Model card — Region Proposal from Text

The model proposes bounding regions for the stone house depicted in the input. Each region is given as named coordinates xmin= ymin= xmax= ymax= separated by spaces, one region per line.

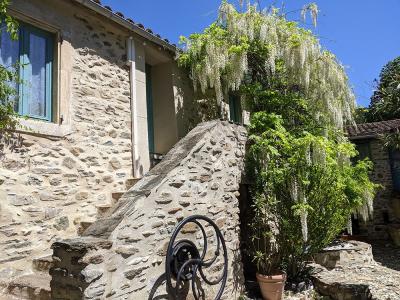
xmin=0 ymin=0 xmax=202 ymax=283
xmin=0 ymin=0 xmax=249 ymax=291
xmin=347 ymin=119 xmax=400 ymax=240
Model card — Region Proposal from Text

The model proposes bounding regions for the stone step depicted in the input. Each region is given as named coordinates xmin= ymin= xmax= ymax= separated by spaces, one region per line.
xmin=125 ymin=177 xmax=141 ymax=190
xmin=6 ymin=273 xmax=51 ymax=300
xmin=32 ymin=255 xmax=53 ymax=273
xmin=77 ymin=220 xmax=94 ymax=236
xmin=111 ymin=192 xmax=125 ymax=204
xmin=95 ymin=203 xmax=112 ymax=218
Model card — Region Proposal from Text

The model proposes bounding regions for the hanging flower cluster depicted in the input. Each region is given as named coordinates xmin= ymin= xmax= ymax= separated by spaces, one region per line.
xmin=179 ymin=1 xmax=355 ymax=129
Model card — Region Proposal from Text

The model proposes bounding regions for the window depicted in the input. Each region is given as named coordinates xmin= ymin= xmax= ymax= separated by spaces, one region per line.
xmin=229 ymin=94 xmax=242 ymax=123
xmin=354 ymin=142 xmax=371 ymax=161
xmin=0 ymin=23 xmax=54 ymax=121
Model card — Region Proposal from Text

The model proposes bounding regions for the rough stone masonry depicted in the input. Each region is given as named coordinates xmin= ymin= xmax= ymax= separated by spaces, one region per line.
xmin=50 ymin=120 xmax=248 ymax=300
xmin=0 ymin=0 xmax=133 ymax=277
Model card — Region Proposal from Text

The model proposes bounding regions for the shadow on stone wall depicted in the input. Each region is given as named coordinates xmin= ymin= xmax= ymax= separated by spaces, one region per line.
xmin=50 ymin=120 xmax=248 ymax=299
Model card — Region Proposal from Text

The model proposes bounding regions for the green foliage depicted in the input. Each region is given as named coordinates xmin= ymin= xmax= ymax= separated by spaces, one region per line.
xmin=178 ymin=1 xmax=378 ymax=280
xmin=381 ymin=129 xmax=400 ymax=151
xmin=0 ymin=0 xmax=18 ymax=39
xmin=0 ymin=0 xmax=21 ymax=156
xmin=246 ymin=97 xmax=377 ymax=278
xmin=367 ymin=56 xmax=400 ymax=122
xmin=353 ymin=107 xmax=369 ymax=124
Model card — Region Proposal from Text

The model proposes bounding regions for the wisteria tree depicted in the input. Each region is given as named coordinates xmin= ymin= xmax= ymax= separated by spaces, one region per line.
xmin=178 ymin=1 xmax=378 ymax=279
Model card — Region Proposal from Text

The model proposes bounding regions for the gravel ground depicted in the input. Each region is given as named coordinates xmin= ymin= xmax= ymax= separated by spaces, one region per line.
xmin=372 ymin=241 xmax=400 ymax=272
xmin=242 ymin=242 xmax=400 ymax=300
xmin=311 ymin=241 xmax=400 ymax=300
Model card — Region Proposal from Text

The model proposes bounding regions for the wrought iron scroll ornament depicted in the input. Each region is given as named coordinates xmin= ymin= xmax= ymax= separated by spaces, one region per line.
xmin=165 ymin=215 xmax=228 ymax=300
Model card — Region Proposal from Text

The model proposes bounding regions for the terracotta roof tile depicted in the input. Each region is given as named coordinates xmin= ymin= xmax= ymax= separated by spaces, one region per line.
xmin=83 ymin=0 xmax=175 ymax=50
xmin=346 ymin=119 xmax=400 ymax=139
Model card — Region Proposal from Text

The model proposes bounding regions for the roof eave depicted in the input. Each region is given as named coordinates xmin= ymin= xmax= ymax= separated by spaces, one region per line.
xmin=73 ymin=0 xmax=177 ymax=53
xmin=348 ymin=134 xmax=378 ymax=141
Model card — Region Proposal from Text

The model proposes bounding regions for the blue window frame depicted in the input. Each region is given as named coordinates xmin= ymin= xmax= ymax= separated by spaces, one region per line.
xmin=0 ymin=23 xmax=54 ymax=121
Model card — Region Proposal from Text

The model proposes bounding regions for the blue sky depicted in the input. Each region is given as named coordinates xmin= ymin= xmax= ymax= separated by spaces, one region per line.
xmin=103 ymin=0 xmax=400 ymax=107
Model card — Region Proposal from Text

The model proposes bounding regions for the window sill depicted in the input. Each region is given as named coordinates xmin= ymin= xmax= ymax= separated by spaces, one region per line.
xmin=17 ymin=118 xmax=74 ymax=140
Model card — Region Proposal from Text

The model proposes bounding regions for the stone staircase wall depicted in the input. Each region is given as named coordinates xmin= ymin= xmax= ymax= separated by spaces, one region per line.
xmin=50 ymin=120 xmax=248 ymax=300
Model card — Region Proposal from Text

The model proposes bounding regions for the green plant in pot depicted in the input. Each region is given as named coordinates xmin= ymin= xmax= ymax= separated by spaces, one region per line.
xmin=251 ymin=190 xmax=286 ymax=300
xmin=246 ymin=112 xmax=378 ymax=298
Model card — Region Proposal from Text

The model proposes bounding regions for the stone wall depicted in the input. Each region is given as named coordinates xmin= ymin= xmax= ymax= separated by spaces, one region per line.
xmin=311 ymin=241 xmax=400 ymax=299
xmin=0 ymin=0 xmax=133 ymax=281
xmin=50 ymin=120 xmax=247 ymax=300
xmin=354 ymin=138 xmax=400 ymax=239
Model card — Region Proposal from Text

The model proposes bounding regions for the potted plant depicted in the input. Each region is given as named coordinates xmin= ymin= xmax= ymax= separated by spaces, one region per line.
xmin=246 ymin=114 xmax=379 ymax=300
xmin=253 ymin=241 xmax=286 ymax=300
xmin=250 ymin=195 xmax=286 ymax=300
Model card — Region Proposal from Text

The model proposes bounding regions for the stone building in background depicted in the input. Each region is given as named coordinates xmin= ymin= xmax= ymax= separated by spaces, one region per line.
xmin=347 ymin=119 xmax=400 ymax=241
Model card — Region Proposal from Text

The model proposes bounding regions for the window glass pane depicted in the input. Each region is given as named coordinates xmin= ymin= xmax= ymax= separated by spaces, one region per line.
xmin=0 ymin=27 xmax=19 ymax=105
xmin=0 ymin=28 xmax=19 ymax=67
xmin=27 ymin=32 xmax=46 ymax=117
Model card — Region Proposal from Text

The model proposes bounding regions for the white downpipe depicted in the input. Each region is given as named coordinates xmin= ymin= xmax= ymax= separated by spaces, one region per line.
xmin=127 ymin=37 xmax=139 ymax=178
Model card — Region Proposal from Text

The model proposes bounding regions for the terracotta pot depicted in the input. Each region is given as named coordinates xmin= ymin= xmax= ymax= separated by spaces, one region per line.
xmin=256 ymin=272 xmax=286 ymax=300
xmin=388 ymin=224 xmax=400 ymax=247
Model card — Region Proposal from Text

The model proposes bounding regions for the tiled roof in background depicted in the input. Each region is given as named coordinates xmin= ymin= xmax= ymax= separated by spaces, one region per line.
xmin=73 ymin=0 xmax=176 ymax=51
xmin=347 ymin=119 xmax=400 ymax=139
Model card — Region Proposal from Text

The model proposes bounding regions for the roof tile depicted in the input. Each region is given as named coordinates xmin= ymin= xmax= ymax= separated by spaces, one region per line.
xmin=346 ymin=119 xmax=400 ymax=139
xmin=115 ymin=12 xmax=125 ymax=18
xmin=85 ymin=0 xmax=174 ymax=49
